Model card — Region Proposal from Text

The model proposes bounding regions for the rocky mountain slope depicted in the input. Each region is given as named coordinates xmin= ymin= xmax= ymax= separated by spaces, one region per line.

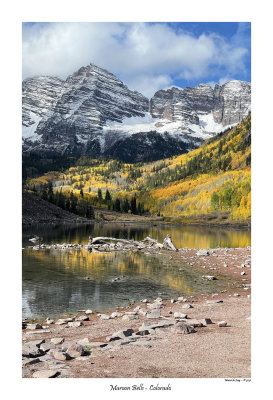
xmin=22 ymin=63 xmax=251 ymax=161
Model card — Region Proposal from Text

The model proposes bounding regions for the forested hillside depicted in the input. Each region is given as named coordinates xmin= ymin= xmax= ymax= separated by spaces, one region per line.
xmin=24 ymin=114 xmax=251 ymax=224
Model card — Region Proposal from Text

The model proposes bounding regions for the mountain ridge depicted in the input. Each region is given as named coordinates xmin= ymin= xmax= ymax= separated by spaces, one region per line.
xmin=22 ymin=63 xmax=251 ymax=162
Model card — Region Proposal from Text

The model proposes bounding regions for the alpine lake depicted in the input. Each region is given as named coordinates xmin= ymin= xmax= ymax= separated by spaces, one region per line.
xmin=22 ymin=222 xmax=251 ymax=319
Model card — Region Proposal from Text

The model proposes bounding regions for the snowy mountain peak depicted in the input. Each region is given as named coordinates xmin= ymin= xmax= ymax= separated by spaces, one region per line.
xmin=22 ymin=63 xmax=251 ymax=161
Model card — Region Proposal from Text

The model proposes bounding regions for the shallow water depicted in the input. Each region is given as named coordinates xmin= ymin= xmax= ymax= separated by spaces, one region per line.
xmin=22 ymin=223 xmax=250 ymax=318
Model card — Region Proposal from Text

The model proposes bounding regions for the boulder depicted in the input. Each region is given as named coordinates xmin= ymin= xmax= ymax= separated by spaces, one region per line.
xmin=85 ymin=309 xmax=93 ymax=314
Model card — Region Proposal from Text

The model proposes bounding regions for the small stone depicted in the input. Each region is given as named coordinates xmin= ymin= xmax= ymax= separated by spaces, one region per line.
xmin=174 ymin=312 xmax=187 ymax=319
xmin=99 ymin=314 xmax=111 ymax=320
xmin=25 ymin=339 xmax=45 ymax=347
xmin=177 ymin=297 xmax=185 ymax=301
xmin=199 ymin=318 xmax=212 ymax=325
xmin=182 ymin=304 xmax=193 ymax=309
xmin=173 ymin=323 xmax=196 ymax=334
xmin=46 ymin=319 xmax=54 ymax=325
xmin=76 ymin=315 xmax=89 ymax=321
xmin=196 ymin=249 xmax=210 ymax=256
xmin=85 ymin=309 xmax=93 ymax=314
xmin=32 ymin=370 xmax=58 ymax=378
xmin=183 ymin=319 xmax=203 ymax=327
xmin=170 ymin=299 xmax=177 ymax=303
xmin=136 ymin=330 xmax=150 ymax=336
xmin=66 ymin=344 xmax=84 ymax=358
xmin=111 ymin=312 xmax=123 ymax=318
xmin=122 ymin=314 xmax=139 ymax=321
xmin=25 ymin=330 xmax=51 ymax=335
xmin=147 ymin=303 xmax=161 ymax=310
xmin=22 ymin=344 xmax=44 ymax=358
xmin=218 ymin=321 xmax=227 ymax=327
xmin=202 ymin=275 xmax=217 ymax=281
xmin=22 ymin=357 xmax=41 ymax=366
xmin=50 ymin=350 xmax=68 ymax=361
xmin=206 ymin=299 xmax=223 ymax=304
xmin=141 ymin=299 xmax=148 ymax=303
xmin=146 ymin=310 xmax=161 ymax=319
xmin=40 ymin=342 xmax=56 ymax=352
xmin=234 ymin=293 xmax=240 ymax=297
xmin=241 ymin=271 xmax=246 ymax=276
xmin=26 ymin=323 xmax=42 ymax=330
xmin=111 ymin=328 xmax=134 ymax=340
xmin=51 ymin=338 xmax=64 ymax=345
xmin=138 ymin=308 xmax=148 ymax=316
xmin=68 ymin=321 xmax=83 ymax=327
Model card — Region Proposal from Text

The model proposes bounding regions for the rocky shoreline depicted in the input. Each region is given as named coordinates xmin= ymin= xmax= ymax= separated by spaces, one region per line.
xmin=22 ymin=244 xmax=251 ymax=379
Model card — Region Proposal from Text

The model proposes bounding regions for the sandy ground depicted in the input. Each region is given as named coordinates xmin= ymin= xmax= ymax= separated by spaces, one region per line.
xmin=22 ymin=247 xmax=251 ymax=379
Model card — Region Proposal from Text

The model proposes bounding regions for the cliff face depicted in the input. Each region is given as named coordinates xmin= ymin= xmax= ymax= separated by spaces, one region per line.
xmin=22 ymin=63 xmax=251 ymax=161
xmin=150 ymin=80 xmax=251 ymax=129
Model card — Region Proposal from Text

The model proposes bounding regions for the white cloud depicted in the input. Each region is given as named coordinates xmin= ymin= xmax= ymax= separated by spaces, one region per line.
xmin=22 ymin=22 xmax=249 ymax=97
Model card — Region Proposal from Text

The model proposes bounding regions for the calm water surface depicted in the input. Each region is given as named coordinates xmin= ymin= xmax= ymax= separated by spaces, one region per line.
xmin=22 ymin=223 xmax=250 ymax=318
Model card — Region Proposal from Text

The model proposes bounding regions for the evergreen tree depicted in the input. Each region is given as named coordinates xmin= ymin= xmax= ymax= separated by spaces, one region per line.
xmin=47 ymin=182 xmax=54 ymax=203
xmin=122 ymin=198 xmax=129 ymax=213
xmin=98 ymin=188 xmax=102 ymax=200
xmin=114 ymin=198 xmax=121 ymax=212
xmin=105 ymin=189 xmax=112 ymax=201
xmin=130 ymin=196 xmax=137 ymax=214
xmin=86 ymin=205 xmax=95 ymax=219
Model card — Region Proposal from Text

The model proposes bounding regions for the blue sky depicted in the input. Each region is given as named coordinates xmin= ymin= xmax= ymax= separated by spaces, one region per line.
xmin=22 ymin=22 xmax=251 ymax=97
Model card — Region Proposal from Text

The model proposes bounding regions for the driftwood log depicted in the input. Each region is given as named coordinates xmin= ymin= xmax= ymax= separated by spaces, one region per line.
xmin=30 ymin=235 xmax=178 ymax=253
xmin=87 ymin=235 xmax=177 ymax=252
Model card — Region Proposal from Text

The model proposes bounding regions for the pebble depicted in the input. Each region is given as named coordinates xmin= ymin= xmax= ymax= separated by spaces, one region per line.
xmin=85 ymin=309 xmax=93 ymax=314
xmin=241 ymin=271 xmax=246 ymax=276
xmin=218 ymin=321 xmax=227 ymax=327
